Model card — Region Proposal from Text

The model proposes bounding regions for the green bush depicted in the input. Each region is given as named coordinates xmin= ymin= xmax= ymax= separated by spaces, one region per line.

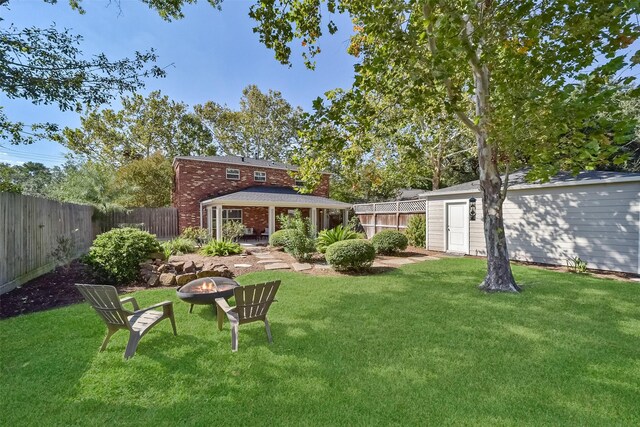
xmin=180 ymin=226 xmax=210 ymax=244
xmin=222 ymin=221 xmax=246 ymax=242
xmin=371 ymin=230 xmax=408 ymax=254
xmin=86 ymin=227 xmax=161 ymax=283
xmin=269 ymin=229 xmax=295 ymax=247
xmin=200 ymin=239 xmax=243 ymax=256
xmin=405 ymin=215 xmax=426 ymax=247
xmin=286 ymin=230 xmax=317 ymax=262
xmin=161 ymin=237 xmax=197 ymax=256
xmin=316 ymin=224 xmax=361 ymax=253
xmin=325 ymin=239 xmax=376 ymax=271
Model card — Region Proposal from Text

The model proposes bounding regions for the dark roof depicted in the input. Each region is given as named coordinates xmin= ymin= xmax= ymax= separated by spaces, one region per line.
xmin=174 ymin=155 xmax=299 ymax=171
xmin=420 ymin=169 xmax=640 ymax=196
xmin=393 ymin=189 xmax=426 ymax=201
xmin=202 ymin=186 xmax=351 ymax=208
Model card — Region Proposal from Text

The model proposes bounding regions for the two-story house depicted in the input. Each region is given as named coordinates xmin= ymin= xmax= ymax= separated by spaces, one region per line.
xmin=172 ymin=155 xmax=351 ymax=239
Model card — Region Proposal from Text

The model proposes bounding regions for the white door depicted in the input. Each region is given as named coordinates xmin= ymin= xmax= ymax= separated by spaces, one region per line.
xmin=447 ymin=203 xmax=467 ymax=253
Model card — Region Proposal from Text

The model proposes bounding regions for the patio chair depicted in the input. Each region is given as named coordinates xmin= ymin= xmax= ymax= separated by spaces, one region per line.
xmin=243 ymin=227 xmax=254 ymax=241
xmin=261 ymin=227 xmax=270 ymax=240
xmin=215 ymin=280 xmax=281 ymax=352
xmin=75 ymin=284 xmax=177 ymax=359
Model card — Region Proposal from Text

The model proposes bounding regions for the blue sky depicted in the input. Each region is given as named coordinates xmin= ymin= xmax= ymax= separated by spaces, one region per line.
xmin=0 ymin=0 xmax=357 ymax=166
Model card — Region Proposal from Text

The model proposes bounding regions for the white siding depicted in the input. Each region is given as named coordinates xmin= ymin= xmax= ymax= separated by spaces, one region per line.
xmin=426 ymin=181 xmax=640 ymax=274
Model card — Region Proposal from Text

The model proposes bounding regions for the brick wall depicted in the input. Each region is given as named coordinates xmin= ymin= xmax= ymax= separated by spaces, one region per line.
xmin=173 ymin=158 xmax=331 ymax=232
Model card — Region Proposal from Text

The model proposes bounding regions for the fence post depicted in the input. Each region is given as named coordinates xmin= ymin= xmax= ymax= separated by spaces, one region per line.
xmin=396 ymin=201 xmax=400 ymax=231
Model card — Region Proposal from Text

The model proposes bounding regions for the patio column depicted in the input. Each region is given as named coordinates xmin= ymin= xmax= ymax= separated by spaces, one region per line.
xmin=206 ymin=206 xmax=213 ymax=236
xmin=343 ymin=209 xmax=349 ymax=227
xmin=311 ymin=207 xmax=318 ymax=234
xmin=323 ymin=210 xmax=329 ymax=230
xmin=215 ymin=205 xmax=223 ymax=241
xmin=268 ymin=206 xmax=276 ymax=236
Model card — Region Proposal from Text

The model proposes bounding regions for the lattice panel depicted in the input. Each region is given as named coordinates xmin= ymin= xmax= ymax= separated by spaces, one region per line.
xmin=397 ymin=200 xmax=426 ymax=212
xmin=353 ymin=204 xmax=374 ymax=214
xmin=373 ymin=202 xmax=398 ymax=213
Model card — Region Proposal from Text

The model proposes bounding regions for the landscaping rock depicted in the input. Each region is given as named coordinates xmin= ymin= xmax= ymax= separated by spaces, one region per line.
xmin=159 ymin=273 xmax=177 ymax=287
xmin=147 ymin=273 xmax=160 ymax=287
xmin=195 ymin=262 xmax=204 ymax=269
xmin=257 ymin=259 xmax=282 ymax=264
xmin=197 ymin=270 xmax=222 ymax=278
xmin=234 ymin=263 xmax=252 ymax=268
xmin=169 ymin=261 xmax=184 ymax=272
xmin=183 ymin=260 xmax=196 ymax=273
xmin=157 ymin=264 xmax=171 ymax=273
xmin=176 ymin=273 xmax=197 ymax=286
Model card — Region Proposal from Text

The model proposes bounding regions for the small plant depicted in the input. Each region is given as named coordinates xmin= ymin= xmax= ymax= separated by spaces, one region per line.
xmin=222 ymin=221 xmax=246 ymax=242
xmin=51 ymin=234 xmax=76 ymax=268
xmin=269 ymin=229 xmax=296 ymax=247
xmin=325 ymin=239 xmax=376 ymax=271
xmin=371 ymin=230 xmax=408 ymax=254
xmin=86 ymin=227 xmax=162 ymax=284
xmin=567 ymin=256 xmax=588 ymax=274
xmin=316 ymin=224 xmax=361 ymax=253
xmin=161 ymin=237 xmax=197 ymax=256
xmin=405 ymin=215 xmax=426 ymax=247
xmin=180 ymin=226 xmax=210 ymax=245
xmin=200 ymin=239 xmax=243 ymax=256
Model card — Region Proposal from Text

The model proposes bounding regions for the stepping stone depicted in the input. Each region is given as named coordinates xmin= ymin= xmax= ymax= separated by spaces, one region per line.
xmin=257 ymin=259 xmax=282 ymax=264
xmin=234 ymin=264 xmax=252 ymax=268
xmin=264 ymin=263 xmax=291 ymax=270
xmin=255 ymin=253 xmax=276 ymax=259
xmin=292 ymin=263 xmax=313 ymax=272
xmin=377 ymin=257 xmax=415 ymax=266
xmin=408 ymin=256 xmax=440 ymax=262
xmin=315 ymin=264 xmax=332 ymax=270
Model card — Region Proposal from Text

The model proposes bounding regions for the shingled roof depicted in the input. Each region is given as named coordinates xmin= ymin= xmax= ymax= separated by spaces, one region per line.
xmin=174 ymin=155 xmax=300 ymax=171
xmin=201 ymin=186 xmax=351 ymax=209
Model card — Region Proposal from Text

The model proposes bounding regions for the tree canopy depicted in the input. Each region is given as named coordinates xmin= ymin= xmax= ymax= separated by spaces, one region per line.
xmin=0 ymin=0 xmax=166 ymax=145
xmin=194 ymin=85 xmax=304 ymax=163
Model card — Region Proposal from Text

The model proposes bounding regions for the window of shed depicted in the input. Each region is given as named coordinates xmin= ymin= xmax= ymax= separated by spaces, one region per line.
xmin=226 ymin=168 xmax=240 ymax=180
xmin=254 ymin=171 xmax=266 ymax=182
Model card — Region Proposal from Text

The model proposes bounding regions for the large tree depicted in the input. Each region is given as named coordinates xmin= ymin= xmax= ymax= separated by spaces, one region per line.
xmin=61 ymin=90 xmax=215 ymax=165
xmin=194 ymin=85 xmax=303 ymax=162
xmin=246 ymin=0 xmax=638 ymax=292
xmin=0 ymin=0 xmax=166 ymax=145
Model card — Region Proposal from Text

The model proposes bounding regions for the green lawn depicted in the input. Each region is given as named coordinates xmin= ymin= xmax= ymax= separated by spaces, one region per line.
xmin=1 ymin=258 xmax=639 ymax=426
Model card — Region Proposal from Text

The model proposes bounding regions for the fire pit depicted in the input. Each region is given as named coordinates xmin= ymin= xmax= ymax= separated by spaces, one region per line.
xmin=176 ymin=277 xmax=240 ymax=313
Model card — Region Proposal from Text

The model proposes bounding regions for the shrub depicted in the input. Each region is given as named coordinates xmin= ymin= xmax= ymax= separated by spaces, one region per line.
xmin=200 ymin=239 xmax=243 ymax=256
xmin=286 ymin=230 xmax=317 ymax=262
xmin=180 ymin=226 xmax=210 ymax=245
xmin=51 ymin=234 xmax=76 ymax=268
xmin=161 ymin=237 xmax=197 ymax=256
xmin=325 ymin=239 xmax=376 ymax=271
xmin=86 ymin=227 xmax=161 ymax=283
xmin=222 ymin=221 xmax=246 ymax=242
xmin=371 ymin=230 xmax=408 ymax=254
xmin=279 ymin=210 xmax=317 ymax=261
xmin=269 ymin=229 xmax=295 ymax=247
xmin=567 ymin=256 xmax=588 ymax=273
xmin=316 ymin=224 xmax=361 ymax=253
xmin=405 ymin=215 xmax=426 ymax=247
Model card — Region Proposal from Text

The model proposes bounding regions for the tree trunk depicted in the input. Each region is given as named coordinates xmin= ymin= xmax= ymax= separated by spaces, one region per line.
xmin=473 ymin=64 xmax=520 ymax=293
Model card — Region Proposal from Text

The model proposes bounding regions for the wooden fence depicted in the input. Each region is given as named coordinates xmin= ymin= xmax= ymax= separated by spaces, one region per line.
xmin=94 ymin=207 xmax=178 ymax=239
xmin=353 ymin=199 xmax=426 ymax=238
xmin=0 ymin=193 xmax=94 ymax=295
xmin=0 ymin=193 xmax=179 ymax=295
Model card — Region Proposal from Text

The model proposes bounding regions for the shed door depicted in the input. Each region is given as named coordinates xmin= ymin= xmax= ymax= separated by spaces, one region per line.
xmin=446 ymin=203 xmax=467 ymax=253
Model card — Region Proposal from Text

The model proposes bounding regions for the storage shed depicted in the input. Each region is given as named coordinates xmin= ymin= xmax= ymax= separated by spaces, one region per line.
xmin=421 ymin=170 xmax=640 ymax=275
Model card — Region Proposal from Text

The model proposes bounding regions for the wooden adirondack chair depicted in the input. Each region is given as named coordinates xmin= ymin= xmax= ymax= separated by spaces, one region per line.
xmin=215 ymin=280 xmax=281 ymax=352
xmin=76 ymin=284 xmax=177 ymax=359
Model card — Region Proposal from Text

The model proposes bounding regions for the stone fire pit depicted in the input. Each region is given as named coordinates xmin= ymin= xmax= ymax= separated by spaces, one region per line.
xmin=176 ymin=277 xmax=239 ymax=314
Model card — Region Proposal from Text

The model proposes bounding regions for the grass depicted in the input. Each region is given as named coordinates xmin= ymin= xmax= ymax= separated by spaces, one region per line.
xmin=1 ymin=258 xmax=639 ymax=426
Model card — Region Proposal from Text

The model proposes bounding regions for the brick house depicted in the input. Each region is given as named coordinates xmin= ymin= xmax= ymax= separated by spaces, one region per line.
xmin=172 ymin=155 xmax=351 ymax=239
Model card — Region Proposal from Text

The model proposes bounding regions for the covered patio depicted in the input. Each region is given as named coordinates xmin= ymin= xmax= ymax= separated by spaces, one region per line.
xmin=199 ymin=186 xmax=352 ymax=240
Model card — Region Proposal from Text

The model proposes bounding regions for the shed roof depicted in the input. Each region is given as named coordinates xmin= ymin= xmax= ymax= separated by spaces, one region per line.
xmin=419 ymin=170 xmax=640 ymax=197
xmin=201 ymin=186 xmax=352 ymax=209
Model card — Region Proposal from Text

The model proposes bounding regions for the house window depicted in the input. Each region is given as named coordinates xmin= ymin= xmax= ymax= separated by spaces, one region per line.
xmin=254 ymin=171 xmax=267 ymax=182
xmin=222 ymin=209 xmax=242 ymax=223
xmin=226 ymin=168 xmax=240 ymax=180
